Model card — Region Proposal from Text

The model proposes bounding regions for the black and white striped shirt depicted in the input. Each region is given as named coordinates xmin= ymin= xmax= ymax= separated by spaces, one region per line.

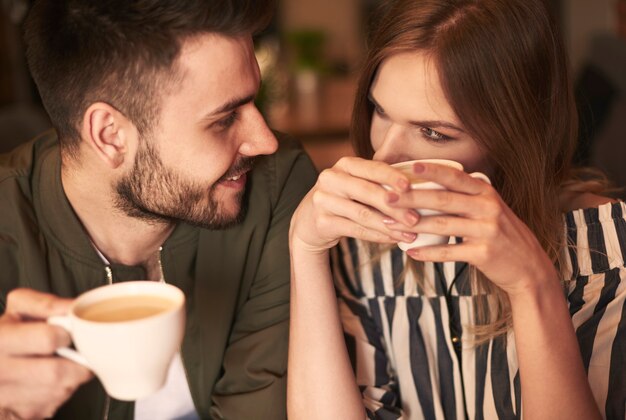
xmin=332 ymin=201 xmax=626 ymax=419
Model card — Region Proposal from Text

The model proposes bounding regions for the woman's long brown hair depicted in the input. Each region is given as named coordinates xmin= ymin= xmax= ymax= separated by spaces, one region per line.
xmin=351 ymin=0 xmax=578 ymax=341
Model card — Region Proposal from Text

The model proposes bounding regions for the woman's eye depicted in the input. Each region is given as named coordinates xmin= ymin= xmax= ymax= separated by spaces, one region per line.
xmin=368 ymin=97 xmax=386 ymax=117
xmin=421 ymin=127 xmax=451 ymax=142
xmin=374 ymin=104 xmax=386 ymax=116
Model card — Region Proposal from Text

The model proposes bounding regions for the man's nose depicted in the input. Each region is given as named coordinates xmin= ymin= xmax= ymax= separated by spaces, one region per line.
xmin=238 ymin=106 xmax=278 ymax=157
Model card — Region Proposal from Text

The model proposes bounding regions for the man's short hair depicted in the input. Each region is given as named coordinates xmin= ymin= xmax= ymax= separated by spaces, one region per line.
xmin=23 ymin=0 xmax=275 ymax=157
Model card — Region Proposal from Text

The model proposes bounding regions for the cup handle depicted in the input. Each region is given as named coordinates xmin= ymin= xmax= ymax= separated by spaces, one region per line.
xmin=470 ymin=171 xmax=491 ymax=185
xmin=47 ymin=315 xmax=91 ymax=369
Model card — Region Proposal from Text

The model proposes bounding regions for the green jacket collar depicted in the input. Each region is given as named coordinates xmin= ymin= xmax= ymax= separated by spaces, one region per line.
xmin=32 ymin=136 xmax=195 ymax=272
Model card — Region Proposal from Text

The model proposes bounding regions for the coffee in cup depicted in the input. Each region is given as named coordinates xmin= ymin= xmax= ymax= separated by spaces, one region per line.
xmin=76 ymin=294 xmax=175 ymax=323
xmin=389 ymin=159 xmax=490 ymax=251
xmin=48 ymin=281 xmax=185 ymax=401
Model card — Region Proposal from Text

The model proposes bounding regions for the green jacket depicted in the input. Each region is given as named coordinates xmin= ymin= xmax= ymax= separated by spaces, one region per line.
xmin=0 ymin=131 xmax=317 ymax=419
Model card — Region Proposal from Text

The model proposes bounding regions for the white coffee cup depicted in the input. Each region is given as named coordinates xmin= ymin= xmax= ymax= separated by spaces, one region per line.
xmin=390 ymin=159 xmax=490 ymax=251
xmin=48 ymin=281 xmax=185 ymax=401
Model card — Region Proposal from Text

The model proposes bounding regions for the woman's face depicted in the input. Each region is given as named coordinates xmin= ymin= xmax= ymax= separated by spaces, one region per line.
xmin=369 ymin=51 xmax=489 ymax=174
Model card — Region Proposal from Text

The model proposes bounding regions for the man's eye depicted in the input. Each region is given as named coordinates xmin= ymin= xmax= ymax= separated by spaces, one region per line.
xmin=420 ymin=127 xmax=451 ymax=142
xmin=217 ymin=111 xmax=239 ymax=129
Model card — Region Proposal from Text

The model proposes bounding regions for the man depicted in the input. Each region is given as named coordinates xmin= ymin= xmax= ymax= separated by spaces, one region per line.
xmin=0 ymin=0 xmax=317 ymax=419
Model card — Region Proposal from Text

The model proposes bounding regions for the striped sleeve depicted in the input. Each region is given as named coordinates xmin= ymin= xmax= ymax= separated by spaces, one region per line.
xmin=332 ymin=239 xmax=405 ymax=419
xmin=568 ymin=267 xmax=626 ymax=419
xmin=565 ymin=202 xmax=626 ymax=419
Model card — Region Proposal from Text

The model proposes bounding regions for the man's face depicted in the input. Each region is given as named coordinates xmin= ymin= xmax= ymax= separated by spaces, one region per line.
xmin=116 ymin=34 xmax=277 ymax=229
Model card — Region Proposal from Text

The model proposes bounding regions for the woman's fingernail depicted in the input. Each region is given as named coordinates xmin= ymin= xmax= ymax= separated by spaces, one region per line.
xmin=397 ymin=178 xmax=410 ymax=191
xmin=407 ymin=248 xmax=421 ymax=258
xmin=405 ymin=210 xmax=419 ymax=225
xmin=382 ymin=217 xmax=397 ymax=225
xmin=387 ymin=192 xmax=399 ymax=203
xmin=413 ymin=163 xmax=425 ymax=173
xmin=402 ymin=232 xmax=417 ymax=241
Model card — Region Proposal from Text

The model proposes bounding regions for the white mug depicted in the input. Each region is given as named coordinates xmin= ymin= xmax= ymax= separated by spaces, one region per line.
xmin=48 ymin=281 xmax=185 ymax=401
xmin=390 ymin=159 xmax=491 ymax=251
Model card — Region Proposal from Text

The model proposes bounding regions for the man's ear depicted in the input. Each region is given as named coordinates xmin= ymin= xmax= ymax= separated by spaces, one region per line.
xmin=81 ymin=102 xmax=134 ymax=168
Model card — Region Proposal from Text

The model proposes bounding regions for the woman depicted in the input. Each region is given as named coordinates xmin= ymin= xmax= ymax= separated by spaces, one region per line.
xmin=288 ymin=0 xmax=625 ymax=419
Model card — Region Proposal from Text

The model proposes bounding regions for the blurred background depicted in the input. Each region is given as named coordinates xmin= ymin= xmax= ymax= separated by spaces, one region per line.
xmin=1 ymin=0 xmax=625 ymax=192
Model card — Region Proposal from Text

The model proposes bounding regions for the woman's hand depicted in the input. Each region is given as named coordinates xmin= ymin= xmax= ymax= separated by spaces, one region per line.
xmin=395 ymin=161 xmax=603 ymax=419
xmin=389 ymin=162 xmax=558 ymax=296
xmin=289 ymin=157 xmax=420 ymax=254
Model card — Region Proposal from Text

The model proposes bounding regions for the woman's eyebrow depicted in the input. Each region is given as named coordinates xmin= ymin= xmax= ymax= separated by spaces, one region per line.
xmin=369 ymin=91 xmax=465 ymax=133
xmin=408 ymin=119 xmax=466 ymax=132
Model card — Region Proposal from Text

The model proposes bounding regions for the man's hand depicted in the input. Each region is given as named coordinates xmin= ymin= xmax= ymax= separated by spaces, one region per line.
xmin=0 ymin=289 xmax=93 ymax=419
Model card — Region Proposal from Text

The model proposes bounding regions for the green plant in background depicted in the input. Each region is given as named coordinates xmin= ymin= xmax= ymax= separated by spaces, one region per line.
xmin=286 ymin=29 xmax=327 ymax=73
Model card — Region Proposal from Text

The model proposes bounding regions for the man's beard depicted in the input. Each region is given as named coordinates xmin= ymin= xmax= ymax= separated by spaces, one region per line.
xmin=115 ymin=139 xmax=255 ymax=229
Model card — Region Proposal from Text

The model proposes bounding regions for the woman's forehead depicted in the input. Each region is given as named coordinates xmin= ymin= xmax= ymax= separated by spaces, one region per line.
xmin=370 ymin=52 xmax=461 ymax=127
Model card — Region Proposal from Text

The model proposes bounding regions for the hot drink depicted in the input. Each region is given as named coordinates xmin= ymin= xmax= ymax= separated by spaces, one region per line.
xmin=389 ymin=159 xmax=490 ymax=250
xmin=76 ymin=295 xmax=175 ymax=322
xmin=48 ymin=281 xmax=185 ymax=400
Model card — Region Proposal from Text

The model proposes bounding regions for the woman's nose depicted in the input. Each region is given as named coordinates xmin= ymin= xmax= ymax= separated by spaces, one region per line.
xmin=372 ymin=123 xmax=413 ymax=163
